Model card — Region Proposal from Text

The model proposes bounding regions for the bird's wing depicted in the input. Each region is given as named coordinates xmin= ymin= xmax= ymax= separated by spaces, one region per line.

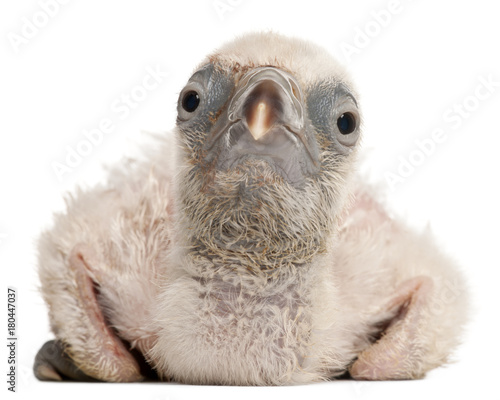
xmin=335 ymin=186 xmax=468 ymax=379
xmin=35 ymin=133 xmax=176 ymax=382
xmin=34 ymin=244 xmax=144 ymax=382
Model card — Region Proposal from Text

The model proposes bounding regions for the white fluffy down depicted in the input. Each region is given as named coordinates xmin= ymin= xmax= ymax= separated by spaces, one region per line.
xmin=37 ymin=32 xmax=468 ymax=385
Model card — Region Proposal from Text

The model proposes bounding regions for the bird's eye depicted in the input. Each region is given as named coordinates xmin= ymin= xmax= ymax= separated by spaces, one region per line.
xmin=337 ymin=112 xmax=356 ymax=135
xmin=182 ymin=91 xmax=200 ymax=112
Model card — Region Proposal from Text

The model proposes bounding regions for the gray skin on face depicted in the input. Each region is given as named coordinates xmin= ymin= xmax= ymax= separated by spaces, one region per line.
xmin=306 ymin=81 xmax=360 ymax=153
xmin=177 ymin=63 xmax=361 ymax=189
xmin=177 ymin=64 xmax=235 ymax=150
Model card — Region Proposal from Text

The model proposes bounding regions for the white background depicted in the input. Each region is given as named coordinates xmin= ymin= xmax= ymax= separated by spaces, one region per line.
xmin=1 ymin=1 xmax=499 ymax=399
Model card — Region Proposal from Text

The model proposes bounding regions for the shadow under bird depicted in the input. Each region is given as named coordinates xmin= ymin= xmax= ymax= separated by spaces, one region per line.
xmin=34 ymin=32 xmax=469 ymax=385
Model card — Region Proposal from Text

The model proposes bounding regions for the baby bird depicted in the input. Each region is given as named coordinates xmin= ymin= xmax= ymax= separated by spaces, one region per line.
xmin=34 ymin=32 xmax=469 ymax=385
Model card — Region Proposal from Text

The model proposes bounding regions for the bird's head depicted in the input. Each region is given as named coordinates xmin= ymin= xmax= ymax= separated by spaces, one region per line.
xmin=174 ymin=33 xmax=362 ymax=263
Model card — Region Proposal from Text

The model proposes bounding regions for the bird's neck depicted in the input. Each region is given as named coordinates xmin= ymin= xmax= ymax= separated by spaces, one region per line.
xmin=176 ymin=212 xmax=332 ymax=280
xmin=172 ymin=164 xmax=342 ymax=278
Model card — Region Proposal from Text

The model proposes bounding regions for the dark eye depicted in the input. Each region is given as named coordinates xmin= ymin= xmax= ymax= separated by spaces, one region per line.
xmin=337 ymin=112 xmax=356 ymax=135
xmin=182 ymin=90 xmax=200 ymax=112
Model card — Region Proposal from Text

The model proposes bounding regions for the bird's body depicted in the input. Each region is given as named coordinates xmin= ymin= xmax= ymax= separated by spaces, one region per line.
xmin=35 ymin=33 xmax=468 ymax=385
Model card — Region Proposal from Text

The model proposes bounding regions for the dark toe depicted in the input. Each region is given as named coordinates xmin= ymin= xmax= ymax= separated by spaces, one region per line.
xmin=33 ymin=340 xmax=98 ymax=382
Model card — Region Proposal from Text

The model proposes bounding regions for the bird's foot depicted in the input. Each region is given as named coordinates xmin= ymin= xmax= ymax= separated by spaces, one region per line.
xmin=34 ymin=340 xmax=98 ymax=381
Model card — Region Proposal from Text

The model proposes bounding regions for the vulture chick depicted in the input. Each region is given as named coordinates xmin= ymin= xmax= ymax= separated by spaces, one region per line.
xmin=34 ymin=32 xmax=469 ymax=385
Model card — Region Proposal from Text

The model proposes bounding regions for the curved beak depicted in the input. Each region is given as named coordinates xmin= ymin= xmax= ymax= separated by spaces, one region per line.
xmin=228 ymin=67 xmax=305 ymax=142
xmin=204 ymin=66 xmax=320 ymax=185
